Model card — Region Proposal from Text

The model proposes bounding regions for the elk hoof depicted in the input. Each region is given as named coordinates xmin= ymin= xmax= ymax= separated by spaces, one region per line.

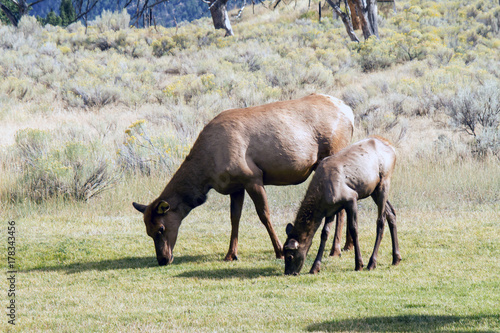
xmin=355 ymin=264 xmax=364 ymax=271
xmin=343 ymin=244 xmax=354 ymax=252
xmin=309 ymin=262 xmax=321 ymax=274
xmin=224 ymin=253 xmax=238 ymax=261
xmin=329 ymin=248 xmax=341 ymax=258
xmin=392 ymin=255 xmax=402 ymax=266
xmin=367 ymin=260 xmax=376 ymax=271
xmin=275 ymin=250 xmax=284 ymax=260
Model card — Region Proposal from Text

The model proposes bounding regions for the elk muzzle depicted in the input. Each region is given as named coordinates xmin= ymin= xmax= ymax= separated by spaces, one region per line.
xmin=154 ymin=235 xmax=174 ymax=266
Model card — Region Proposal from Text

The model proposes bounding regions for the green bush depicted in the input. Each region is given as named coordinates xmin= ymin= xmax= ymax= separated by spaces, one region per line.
xmin=444 ymin=80 xmax=500 ymax=158
xmin=90 ymin=10 xmax=130 ymax=32
xmin=10 ymin=129 xmax=118 ymax=202
xmin=354 ymin=36 xmax=396 ymax=72
xmin=117 ymin=120 xmax=191 ymax=175
xmin=152 ymin=36 xmax=177 ymax=57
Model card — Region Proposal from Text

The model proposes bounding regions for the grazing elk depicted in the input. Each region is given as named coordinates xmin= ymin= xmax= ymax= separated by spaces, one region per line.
xmin=133 ymin=94 xmax=354 ymax=266
xmin=284 ymin=136 xmax=402 ymax=275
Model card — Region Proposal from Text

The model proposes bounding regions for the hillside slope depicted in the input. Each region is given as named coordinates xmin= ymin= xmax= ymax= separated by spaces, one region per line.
xmin=0 ymin=0 xmax=499 ymax=202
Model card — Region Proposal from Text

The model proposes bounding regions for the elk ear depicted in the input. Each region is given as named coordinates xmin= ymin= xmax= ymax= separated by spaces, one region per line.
xmin=133 ymin=202 xmax=147 ymax=214
xmin=285 ymin=223 xmax=294 ymax=236
xmin=284 ymin=239 xmax=299 ymax=250
xmin=156 ymin=200 xmax=170 ymax=215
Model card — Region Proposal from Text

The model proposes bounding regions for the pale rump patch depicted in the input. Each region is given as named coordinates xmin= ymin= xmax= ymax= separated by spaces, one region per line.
xmin=319 ymin=94 xmax=355 ymax=128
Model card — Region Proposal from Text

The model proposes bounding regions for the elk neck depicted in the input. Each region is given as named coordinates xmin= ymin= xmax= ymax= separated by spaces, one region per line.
xmin=292 ymin=195 xmax=324 ymax=246
xmin=159 ymin=156 xmax=211 ymax=217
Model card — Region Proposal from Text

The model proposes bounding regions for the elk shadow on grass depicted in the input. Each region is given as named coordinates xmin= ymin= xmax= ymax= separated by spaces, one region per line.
xmin=306 ymin=314 xmax=499 ymax=332
xmin=23 ymin=254 xmax=212 ymax=274
xmin=175 ymin=266 xmax=281 ymax=280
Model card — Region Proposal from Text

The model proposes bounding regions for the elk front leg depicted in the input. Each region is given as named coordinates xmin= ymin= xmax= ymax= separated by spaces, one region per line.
xmin=245 ymin=183 xmax=283 ymax=259
xmin=225 ymin=189 xmax=245 ymax=261
xmin=310 ymin=215 xmax=335 ymax=274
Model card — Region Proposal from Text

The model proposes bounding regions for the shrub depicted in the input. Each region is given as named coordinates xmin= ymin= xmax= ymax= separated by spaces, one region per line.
xmin=301 ymin=63 xmax=333 ymax=86
xmin=66 ymin=21 xmax=84 ymax=33
xmin=90 ymin=10 xmax=130 ymax=32
xmin=11 ymin=129 xmax=119 ymax=202
xmin=69 ymin=85 xmax=121 ymax=108
xmin=117 ymin=120 xmax=190 ymax=174
xmin=474 ymin=127 xmax=500 ymax=159
xmin=152 ymin=36 xmax=176 ymax=57
xmin=444 ymin=80 xmax=500 ymax=157
xmin=18 ymin=15 xmax=42 ymax=36
xmin=341 ymin=87 xmax=368 ymax=112
xmin=0 ymin=76 xmax=33 ymax=101
xmin=446 ymin=81 xmax=500 ymax=136
xmin=162 ymin=73 xmax=218 ymax=103
xmin=355 ymin=36 xmax=396 ymax=72
xmin=357 ymin=100 xmax=397 ymax=135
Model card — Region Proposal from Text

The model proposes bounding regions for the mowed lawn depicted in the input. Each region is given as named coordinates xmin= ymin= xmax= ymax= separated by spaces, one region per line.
xmin=2 ymin=160 xmax=499 ymax=332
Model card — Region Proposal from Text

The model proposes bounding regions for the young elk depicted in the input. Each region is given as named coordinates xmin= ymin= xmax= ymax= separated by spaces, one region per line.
xmin=284 ymin=137 xmax=402 ymax=275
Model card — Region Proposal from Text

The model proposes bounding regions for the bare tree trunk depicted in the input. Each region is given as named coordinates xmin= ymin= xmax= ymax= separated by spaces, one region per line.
xmin=0 ymin=3 xmax=18 ymax=26
xmin=366 ymin=0 xmax=379 ymax=38
xmin=0 ymin=0 xmax=30 ymax=27
xmin=351 ymin=0 xmax=372 ymax=39
xmin=319 ymin=1 xmax=321 ymax=22
xmin=347 ymin=0 xmax=360 ymax=30
xmin=207 ymin=0 xmax=234 ymax=36
xmin=348 ymin=0 xmax=378 ymax=39
xmin=17 ymin=0 xmax=30 ymax=16
xmin=325 ymin=0 xmax=360 ymax=42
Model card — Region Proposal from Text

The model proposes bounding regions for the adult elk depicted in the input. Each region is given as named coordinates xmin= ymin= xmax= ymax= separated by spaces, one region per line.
xmin=284 ymin=137 xmax=402 ymax=275
xmin=133 ymin=94 xmax=354 ymax=266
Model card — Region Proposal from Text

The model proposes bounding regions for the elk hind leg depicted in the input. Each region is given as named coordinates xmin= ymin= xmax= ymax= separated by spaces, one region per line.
xmin=343 ymin=216 xmax=354 ymax=252
xmin=386 ymin=200 xmax=402 ymax=266
xmin=329 ymin=210 xmax=354 ymax=257
xmin=367 ymin=186 xmax=388 ymax=270
xmin=329 ymin=210 xmax=344 ymax=257
xmin=245 ymin=182 xmax=283 ymax=259
xmin=346 ymin=199 xmax=363 ymax=271
xmin=225 ymin=189 xmax=245 ymax=261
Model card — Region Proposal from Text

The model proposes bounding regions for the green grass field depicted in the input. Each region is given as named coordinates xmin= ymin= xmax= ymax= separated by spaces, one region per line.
xmin=2 ymin=159 xmax=499 ymax=332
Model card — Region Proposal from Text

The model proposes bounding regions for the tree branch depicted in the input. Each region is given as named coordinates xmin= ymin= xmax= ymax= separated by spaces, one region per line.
xmin=28 ymin=0 xmax=46 ymax=7
xmin=234 ymin=0 xmax=246 ymax=19
xmin=144 ymin=0 xmax=170 ymax=10
xmin=74 ymin=0 xmax=100 ymax=23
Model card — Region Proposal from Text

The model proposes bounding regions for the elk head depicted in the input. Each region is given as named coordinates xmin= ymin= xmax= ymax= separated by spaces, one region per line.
xmin=133 ymin=200 xmax=181 ymax=266
xmin=283 ymin=223 xmax=307 ymax=276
